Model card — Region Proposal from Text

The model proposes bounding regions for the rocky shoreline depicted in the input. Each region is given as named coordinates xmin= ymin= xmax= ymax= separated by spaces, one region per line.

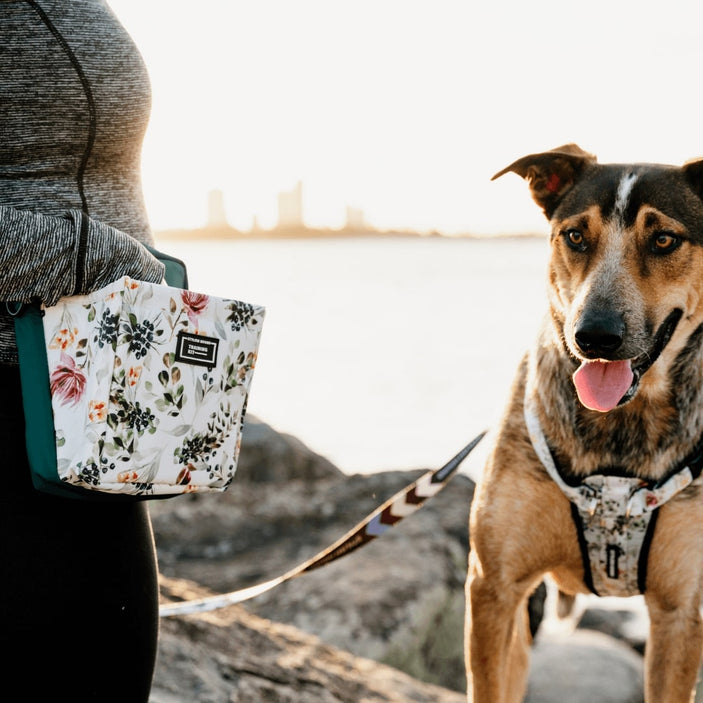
xmin=150 ymin=416 xmax=677 ymax=702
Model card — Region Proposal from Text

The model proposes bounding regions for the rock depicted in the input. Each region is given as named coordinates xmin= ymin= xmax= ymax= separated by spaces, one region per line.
xmin=525 ymin=630 xmax=644 ymax=703
xmin=152 ymin=465 xmax=478 ymax=692
xmin=151 ymin=416 xmax=547 ymax=696
xmin=151 ymin=417 xmax=480 ymax=692
xmin=235 ymin=415 xmax=342 ymax=483
xmin=153 ymin=576 xmax=466 ymax=703
xmin=576 ymin=599 xmax=649 ymax=655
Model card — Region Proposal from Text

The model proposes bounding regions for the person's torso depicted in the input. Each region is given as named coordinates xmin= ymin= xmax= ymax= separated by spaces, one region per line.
xmin=0 ymin=0 xmax=152 ymax=240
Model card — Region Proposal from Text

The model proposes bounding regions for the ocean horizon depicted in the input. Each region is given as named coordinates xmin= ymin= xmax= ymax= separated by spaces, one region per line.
xmin=155 ymin=234 xmax=549 ymax=477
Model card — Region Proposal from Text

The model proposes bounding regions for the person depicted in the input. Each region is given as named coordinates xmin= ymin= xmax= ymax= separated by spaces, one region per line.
xmin=0 ymin=2 xmax=167 ymax=699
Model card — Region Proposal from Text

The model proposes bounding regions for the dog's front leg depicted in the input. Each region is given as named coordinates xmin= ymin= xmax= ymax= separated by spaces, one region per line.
xmin=644 ymin=595 xmax=702 ymax=703
xmin=644 ymin=504 xmax=703 ymax=702
xmin=464 ymin=550 xmax=532 ymax=703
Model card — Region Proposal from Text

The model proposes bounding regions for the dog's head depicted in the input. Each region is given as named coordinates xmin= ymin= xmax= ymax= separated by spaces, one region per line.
xmin=494 ymin=144 xmax=703 ymax=412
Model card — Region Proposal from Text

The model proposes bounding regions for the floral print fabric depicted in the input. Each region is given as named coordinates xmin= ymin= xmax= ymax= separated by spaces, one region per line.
xmin=43 ymin=277 xmax=265 ymax=496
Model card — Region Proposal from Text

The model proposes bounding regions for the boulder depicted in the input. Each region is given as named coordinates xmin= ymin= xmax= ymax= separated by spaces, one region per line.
xmin=154 ymin=576 xmax=466 ymax=703
xmin=234 ymin=415 xmax=343 ymax=483
xmin=526 ymin=629 xmax=644 ymax=703
xmin=151 ymin=434 xmax=480 ymax=692
xmin=575 ymin=598 xmax=649 ymax=655
xmin=150 ymin=416 xmax=546 ymax=695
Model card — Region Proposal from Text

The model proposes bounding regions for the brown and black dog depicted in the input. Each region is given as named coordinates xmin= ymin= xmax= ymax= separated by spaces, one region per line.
xmin=465 ymin=144 xmax=703 ymax=702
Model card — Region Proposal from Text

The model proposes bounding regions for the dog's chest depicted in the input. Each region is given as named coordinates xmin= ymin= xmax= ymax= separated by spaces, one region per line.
xmin=526 ymin=396 xmax=702 ymax=596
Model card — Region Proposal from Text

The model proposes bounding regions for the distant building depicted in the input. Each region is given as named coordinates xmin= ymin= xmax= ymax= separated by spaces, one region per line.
xmin=277 ymin=181 xmax=304 ymax=228
xmin=345 ymin=205 xmax=366 ymax=231
xmin=207 ymin=189 xmax=228 ymax=228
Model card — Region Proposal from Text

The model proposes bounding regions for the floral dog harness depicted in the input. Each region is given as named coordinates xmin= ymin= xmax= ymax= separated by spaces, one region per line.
xmin=524 ymin=395 xmax=702 ymax=596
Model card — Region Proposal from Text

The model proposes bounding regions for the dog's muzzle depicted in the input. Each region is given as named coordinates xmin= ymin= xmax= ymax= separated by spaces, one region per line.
xmin=571 ymin=308 xmax=683 ymax=412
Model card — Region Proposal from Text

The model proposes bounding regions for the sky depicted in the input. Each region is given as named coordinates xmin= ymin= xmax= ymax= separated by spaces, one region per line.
xmin=108 ymin=0 xmax=703 ymax=236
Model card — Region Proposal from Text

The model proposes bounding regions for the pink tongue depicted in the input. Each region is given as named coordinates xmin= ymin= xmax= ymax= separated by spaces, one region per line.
xmin=572 ymin=360 xmax=634 ymax=412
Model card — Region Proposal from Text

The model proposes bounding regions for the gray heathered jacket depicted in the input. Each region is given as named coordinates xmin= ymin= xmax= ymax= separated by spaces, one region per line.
xmin=0 ymin=0 xmax=165 ymax=364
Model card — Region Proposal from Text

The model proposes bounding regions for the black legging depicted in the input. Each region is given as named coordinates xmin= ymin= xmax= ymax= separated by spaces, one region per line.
xmin=0 ymin=364 xmax=159 ymax=701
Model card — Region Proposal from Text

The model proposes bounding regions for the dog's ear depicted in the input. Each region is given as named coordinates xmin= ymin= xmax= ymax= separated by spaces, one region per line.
xmin=491 ymin=144 xmax=597 ymax=218
xmin=682 ymin=157 xmax=703 ymax=200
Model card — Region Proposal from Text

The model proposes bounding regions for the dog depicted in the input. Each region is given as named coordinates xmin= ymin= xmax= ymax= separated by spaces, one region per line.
xmin=465 ymin=144 xmax=703 ymax=702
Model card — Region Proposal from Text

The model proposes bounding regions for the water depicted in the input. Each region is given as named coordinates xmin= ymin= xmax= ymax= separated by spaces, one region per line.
xmin=157 ymin=234 xmax=549 ymax=476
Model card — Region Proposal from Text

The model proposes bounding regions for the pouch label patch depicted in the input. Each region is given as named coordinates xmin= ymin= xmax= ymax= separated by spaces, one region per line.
xmin=175 ymin=332 xmax=219 ymax=367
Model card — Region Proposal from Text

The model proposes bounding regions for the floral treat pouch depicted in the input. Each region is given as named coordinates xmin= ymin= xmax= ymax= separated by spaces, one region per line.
xmin=43 ymin=277 xmax=265 ymax=496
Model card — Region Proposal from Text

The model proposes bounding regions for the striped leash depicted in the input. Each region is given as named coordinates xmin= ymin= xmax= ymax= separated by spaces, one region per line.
xmin=160 ymin=430 xmax=487 ymax=617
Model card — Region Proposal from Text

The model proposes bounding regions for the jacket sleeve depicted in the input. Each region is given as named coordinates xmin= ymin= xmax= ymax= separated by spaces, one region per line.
xmin=0 ymin=207 xmax=165 ymax=306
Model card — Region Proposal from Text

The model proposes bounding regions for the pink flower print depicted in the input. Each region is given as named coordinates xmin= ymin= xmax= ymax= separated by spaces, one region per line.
xmin=645 ymin=494 xmax=658 ymax=508
xmin=88 ymin=400 xmax=107 ymax=422
xmin=128 ymin=366 xmax=143 ymax=387
xmin=50 ymin=353 xmax=86 ymax=407
xmin=181 ymin=291 xmax=209 ymax=326
xmin=49 ymin=326 xmax=79 ymax=351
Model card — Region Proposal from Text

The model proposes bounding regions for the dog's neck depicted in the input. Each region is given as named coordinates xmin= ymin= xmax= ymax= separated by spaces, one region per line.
xmin=529 ymin=316 xmax=703 ymax=483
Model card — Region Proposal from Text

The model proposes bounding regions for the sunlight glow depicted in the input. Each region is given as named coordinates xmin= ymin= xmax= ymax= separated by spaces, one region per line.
xmin=109 ymin=0 xmax=703 ymax=236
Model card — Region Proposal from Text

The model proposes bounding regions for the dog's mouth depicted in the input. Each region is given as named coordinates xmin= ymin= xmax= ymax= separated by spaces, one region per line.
xmin=572 ymin=308 xmax=683 ymax=413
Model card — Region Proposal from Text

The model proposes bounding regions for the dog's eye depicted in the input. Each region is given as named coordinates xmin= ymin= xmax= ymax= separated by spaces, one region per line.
xmin=563 ymin=229 xmax=586 ymax=251
xmin=650 ymin=232 xmax=681 ymax=255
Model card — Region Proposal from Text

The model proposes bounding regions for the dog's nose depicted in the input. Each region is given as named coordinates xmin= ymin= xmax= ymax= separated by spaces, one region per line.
xmin=574 ymin=310 xmax=625 ymax=357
